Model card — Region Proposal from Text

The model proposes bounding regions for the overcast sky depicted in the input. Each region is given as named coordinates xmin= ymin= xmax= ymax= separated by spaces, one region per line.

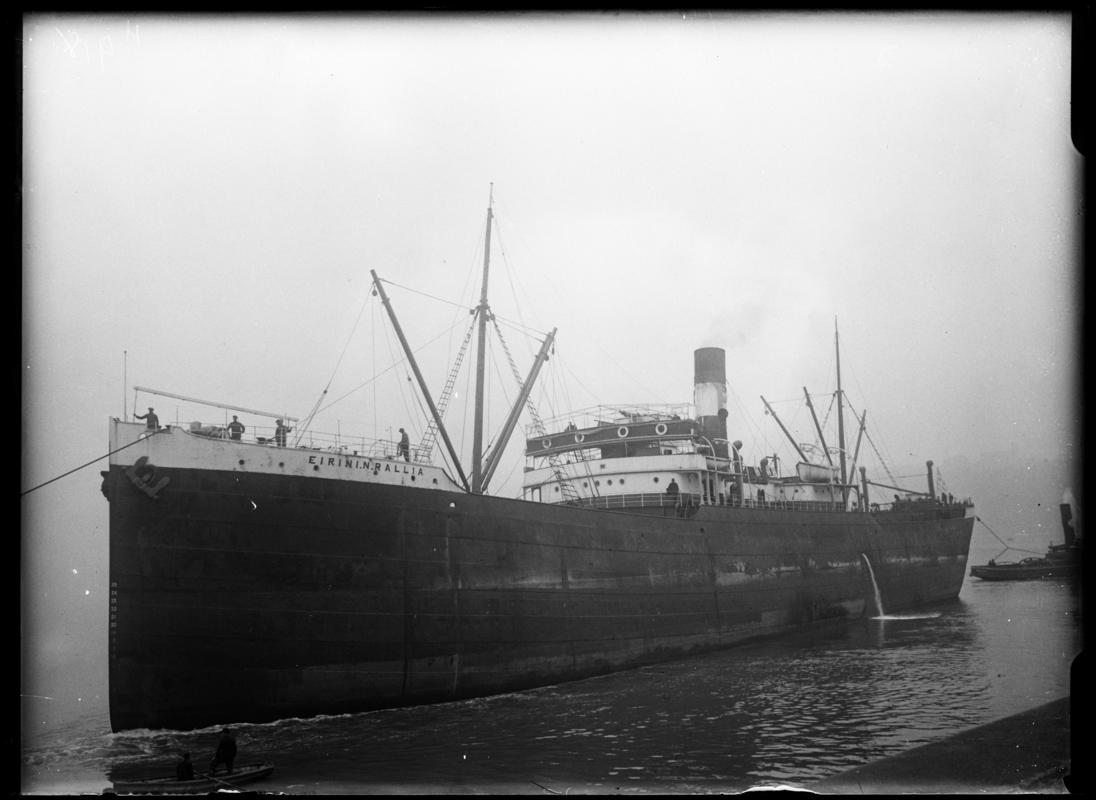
xmin=21 ymin=11 xmax=1079 ymax=723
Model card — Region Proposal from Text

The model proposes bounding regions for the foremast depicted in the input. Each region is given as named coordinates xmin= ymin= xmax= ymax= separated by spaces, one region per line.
xmin=371 ymin=187 xmax=555 ymax=496
xmin=471 ymin=187 xmax=493 ymax=494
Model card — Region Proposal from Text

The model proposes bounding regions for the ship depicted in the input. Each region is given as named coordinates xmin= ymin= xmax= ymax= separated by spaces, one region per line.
xmin=103 ymin=196 xmax=975 ymax=732
xmin=969 ymin=502 xmax=1081 ymax=581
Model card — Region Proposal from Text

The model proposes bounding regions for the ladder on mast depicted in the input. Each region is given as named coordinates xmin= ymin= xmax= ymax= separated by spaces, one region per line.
xmin=415 ymin=316 xmax=476 ymax=463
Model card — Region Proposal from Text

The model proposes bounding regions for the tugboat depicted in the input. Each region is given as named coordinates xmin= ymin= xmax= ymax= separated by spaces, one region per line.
xmin=969 ymin=502 xmax=1081 ymax=581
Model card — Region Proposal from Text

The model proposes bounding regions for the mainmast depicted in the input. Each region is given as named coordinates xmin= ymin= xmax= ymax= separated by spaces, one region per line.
xmin=471 ymin=185 xmax=494 ymax=494
xmin=835 ymin=318 xmax=849 ymax=505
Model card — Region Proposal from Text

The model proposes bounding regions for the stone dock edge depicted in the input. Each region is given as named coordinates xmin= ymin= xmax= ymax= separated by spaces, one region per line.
xmin=809 ymin=695 xmax=1082 ymax=794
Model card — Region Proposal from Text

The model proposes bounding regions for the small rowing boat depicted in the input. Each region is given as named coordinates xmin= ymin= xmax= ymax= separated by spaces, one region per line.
xmin=110 ymin=762 xmax=274 ymax=795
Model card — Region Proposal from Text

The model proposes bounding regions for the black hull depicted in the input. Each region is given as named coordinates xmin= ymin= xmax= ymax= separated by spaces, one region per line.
xmin=107 ymin=465 xmax=972 ymax=731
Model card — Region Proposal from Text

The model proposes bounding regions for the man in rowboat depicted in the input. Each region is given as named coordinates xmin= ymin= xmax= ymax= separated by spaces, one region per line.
xmin=175 ymin=752 xmax=194 ymax=781
xmin=209 ymin=728 xmax=237 ymax=775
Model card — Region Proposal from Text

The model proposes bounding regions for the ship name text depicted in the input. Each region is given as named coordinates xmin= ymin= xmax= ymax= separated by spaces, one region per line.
xmin=307 ymin=454 xmax=425 ymax=476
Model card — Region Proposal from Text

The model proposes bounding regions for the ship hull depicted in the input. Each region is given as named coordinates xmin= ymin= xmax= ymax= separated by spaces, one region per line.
xmin=106 ymin=462 xmax=972 ymax=732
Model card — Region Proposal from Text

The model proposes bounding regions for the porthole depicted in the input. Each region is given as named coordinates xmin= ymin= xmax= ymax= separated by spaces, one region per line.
xmin=313 ymin=465 xmax=320 ymax=471
xmin=238 ymin=459 xmax=245 ymax=466
xmin=617 ymin=426 xmax=629 ymax=438
xmin=653 ymin=476 xmax=660 ymax=483
xmin=607 ymin=479 xmax=613 ymax=486
xmin=278 ymin=462 xmax=285 ymax=468
xmin=432 ymin=478 xmax=438 ymax=485
xmin=583 ymin=481 xmax=588 ymax=488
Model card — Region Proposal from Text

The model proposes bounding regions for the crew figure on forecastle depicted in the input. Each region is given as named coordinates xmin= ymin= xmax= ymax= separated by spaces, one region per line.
xmin=134 ymin=407 xmax=159 ymax=430
xmin=274 ymin=419 xmax=292 ymax=447
xmin=398 ymin=428 xmax=411 ymax=462
xmin=227 ymin=415 xmax=245 ymax=441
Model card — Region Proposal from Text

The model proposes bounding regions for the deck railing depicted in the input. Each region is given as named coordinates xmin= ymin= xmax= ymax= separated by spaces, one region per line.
xmin=556 ymin=492 xmax=868 ymax=514
xmin=560 ymin=492 xmax=700 ymax=510
xmin=183 ymin=421 xmax=410 ymax=460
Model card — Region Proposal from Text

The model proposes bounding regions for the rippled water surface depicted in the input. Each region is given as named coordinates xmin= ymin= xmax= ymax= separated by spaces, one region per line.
xmin=22 ymin=568 xmax=1082 ymax=794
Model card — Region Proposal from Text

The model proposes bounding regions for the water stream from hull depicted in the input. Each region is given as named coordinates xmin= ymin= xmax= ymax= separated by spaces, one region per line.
xmin=860 ymin=553 xmax=941 ymax=621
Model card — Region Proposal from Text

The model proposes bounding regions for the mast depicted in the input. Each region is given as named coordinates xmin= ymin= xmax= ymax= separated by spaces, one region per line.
xmin=471 ymin=185 xmax=494 ymax=494
xmin=835 ymin=318 xmax=849 ymax=504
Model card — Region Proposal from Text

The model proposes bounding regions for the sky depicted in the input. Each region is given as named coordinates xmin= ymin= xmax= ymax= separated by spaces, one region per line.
xmin=21 ymin=12 xmax=1080 ymax=731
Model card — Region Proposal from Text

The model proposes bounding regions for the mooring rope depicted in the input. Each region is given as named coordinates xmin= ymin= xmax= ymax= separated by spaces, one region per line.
xmin=20 ymin=429 xmax=164 ymax=497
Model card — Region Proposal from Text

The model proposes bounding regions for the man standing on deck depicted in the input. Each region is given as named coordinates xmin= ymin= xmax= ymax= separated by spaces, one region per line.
xmin=227 ymin=416 xmax=245 ymax=441
xmin=274 ymin=419 xmax=291 ymax=447
xmin=398 ymin=428 xmax=411 ymax=461
xmin=134 ymin=407 xmax=159 ymax=430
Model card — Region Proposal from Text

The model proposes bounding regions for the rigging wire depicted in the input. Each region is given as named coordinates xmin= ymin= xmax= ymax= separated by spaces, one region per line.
xmin=481 ymin=198 xmax=659 ymax=403
xmin=492 ymin=211 xmax=541 ymax=368
xmin=381 ymin=311 xmax=420 ymax=447
xmin=294 ymin=291 xmax=371 ymax=445
xmin=844 ymin=356 xmax=902 ymax=481
xmin=314 ymin=315 xmax=472 ymax=417
xmin=382 ymin=277 xmax=546 ymax=339
xmin=862 ymin=427 xmax=898 ymax=486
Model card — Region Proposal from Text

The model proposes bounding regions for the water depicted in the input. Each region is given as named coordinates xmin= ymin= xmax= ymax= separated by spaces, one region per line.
xmin=861 ymin=551 xmax=942 ymax=622
xmin=21 ymin=554 xmax=1082 ymax=794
